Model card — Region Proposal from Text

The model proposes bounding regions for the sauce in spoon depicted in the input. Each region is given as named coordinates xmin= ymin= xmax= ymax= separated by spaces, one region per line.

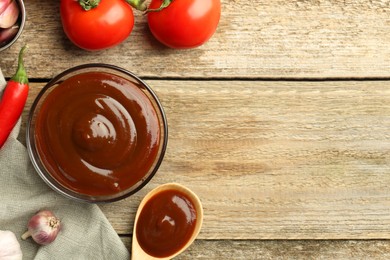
xmin=132 ymin=183 xmax=203 ymax=260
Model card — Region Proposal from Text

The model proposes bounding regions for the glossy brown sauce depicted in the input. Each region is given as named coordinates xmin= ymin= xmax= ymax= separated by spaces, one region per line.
xmin=136 ymin=189 xmax=197 ymax=258
xmin=34 ymin=71 xmax=161 ymax=196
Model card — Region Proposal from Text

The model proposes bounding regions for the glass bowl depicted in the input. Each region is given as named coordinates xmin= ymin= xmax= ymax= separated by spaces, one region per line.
xmin=0 ymin=0 xmax=26 ymax=52
xmin=27 ymin=64 xmax=168 ymax=203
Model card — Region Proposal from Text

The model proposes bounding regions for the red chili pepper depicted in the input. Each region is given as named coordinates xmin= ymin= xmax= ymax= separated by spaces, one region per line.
xmin=0 ymin=46 xmax=29 ymax=148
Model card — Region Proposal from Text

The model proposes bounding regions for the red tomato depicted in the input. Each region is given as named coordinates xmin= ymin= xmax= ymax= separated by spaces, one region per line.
xmin=147 ymin=0 xmax=221 ymax=49
xmin=60 ymin=0 xmax=134 ymax=51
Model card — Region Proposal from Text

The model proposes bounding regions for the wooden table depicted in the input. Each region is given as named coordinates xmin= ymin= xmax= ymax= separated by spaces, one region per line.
xmin=2 ymin=0 xmax=390 ymax=258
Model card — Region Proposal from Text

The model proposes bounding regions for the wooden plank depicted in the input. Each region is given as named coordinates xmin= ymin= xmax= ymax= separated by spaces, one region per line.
xmin=1 ymin=0 xmax=390 ymax=79
xmin=120 ymin=238 xmax=390 ymax=259
xmin=21 ymin=80 xmax=390 ymax=239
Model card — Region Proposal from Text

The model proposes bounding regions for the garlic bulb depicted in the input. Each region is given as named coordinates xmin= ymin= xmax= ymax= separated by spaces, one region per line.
xmin=0 ymin=25 xmax=18 ymax=44
xmin=21 ymin=210 xmax=61 ymax=245
xmin=0 ymin=230 xmax=23 ymax=260
xmin=0 ymin=0 xmax=19 ymax=47
xmin=0 ymin=0 xmax=19 ymax=29
xmin=0 ymin=0 xmax=11 ymax=15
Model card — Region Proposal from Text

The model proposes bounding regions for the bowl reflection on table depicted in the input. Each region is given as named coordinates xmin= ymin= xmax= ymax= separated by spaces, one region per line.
xmin=27 ymin=64 xmax=168 ymax=203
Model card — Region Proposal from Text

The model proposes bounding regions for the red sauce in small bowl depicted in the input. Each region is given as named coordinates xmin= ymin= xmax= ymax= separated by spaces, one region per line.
xmin=32 ymin=70 xmax=164 ymax=198
xmin=136 ymin=189 xmax=197 ymax=258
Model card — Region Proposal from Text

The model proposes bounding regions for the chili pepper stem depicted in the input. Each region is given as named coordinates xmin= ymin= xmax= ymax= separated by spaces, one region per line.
xmin=11 ymin=45 xmax=28 ymax=85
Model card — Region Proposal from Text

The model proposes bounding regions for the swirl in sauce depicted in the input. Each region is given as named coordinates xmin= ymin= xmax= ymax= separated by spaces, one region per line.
xmin=34 ymin=72 xmax=161 ymax=196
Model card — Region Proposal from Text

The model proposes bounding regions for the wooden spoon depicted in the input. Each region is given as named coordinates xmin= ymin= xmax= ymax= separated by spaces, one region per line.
xmin=131 ymin=183 xmax=203 ymax=260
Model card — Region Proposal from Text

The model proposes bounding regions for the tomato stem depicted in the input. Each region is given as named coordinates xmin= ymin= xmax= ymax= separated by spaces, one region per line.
xmin=125 ymin=0 xmax=147 ymax=11
xmin=78 ymin=0 xmax=101 ymax=11
xmin=145 ymin=0 xmax=173 ymax=13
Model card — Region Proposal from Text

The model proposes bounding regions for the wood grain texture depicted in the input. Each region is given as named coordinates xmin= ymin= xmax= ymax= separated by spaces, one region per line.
xmin=119 ymin=238 xmax=390 ymax=259
xmin=6 ymin=0 xmax=390 ymax=257
xmin=1 ymin=0 xmax=390 ymax=78
xmin=22 ymin=80 xmax=390 ymax=239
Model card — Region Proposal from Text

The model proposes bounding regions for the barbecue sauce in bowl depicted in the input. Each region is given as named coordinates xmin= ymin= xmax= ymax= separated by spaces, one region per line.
xmin=30 ymin=67 xmax=166 ymax=201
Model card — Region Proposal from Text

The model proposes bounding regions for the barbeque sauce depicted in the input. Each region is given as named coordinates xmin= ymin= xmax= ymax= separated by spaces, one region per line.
xmin=136 ymin=189 xmax=197 ymax=258
xmin=34 ymin=71 xmax=160 ymax=196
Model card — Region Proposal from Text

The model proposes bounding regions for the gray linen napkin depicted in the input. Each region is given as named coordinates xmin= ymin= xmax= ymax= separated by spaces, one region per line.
xmin=0 ymin=69 xmax=130 ymax=260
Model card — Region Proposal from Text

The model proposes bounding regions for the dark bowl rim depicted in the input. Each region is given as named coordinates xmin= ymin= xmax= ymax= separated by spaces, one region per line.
xmin=26 ymin=63 xmax=169 ymax=203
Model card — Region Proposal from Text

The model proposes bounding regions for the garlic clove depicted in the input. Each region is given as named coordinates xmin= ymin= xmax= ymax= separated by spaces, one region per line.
xmin=0 ymin=0 xmax=12 ymax=15
xmin=21 ymin=210 xmax=61 ymax=246
xmin=0 ymin=25 xmax=18 ymax=46
xmin=0 ymin=0 xmax=19 ymax=29
xmin=0 ymin=230 xmax=23 ymax=260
